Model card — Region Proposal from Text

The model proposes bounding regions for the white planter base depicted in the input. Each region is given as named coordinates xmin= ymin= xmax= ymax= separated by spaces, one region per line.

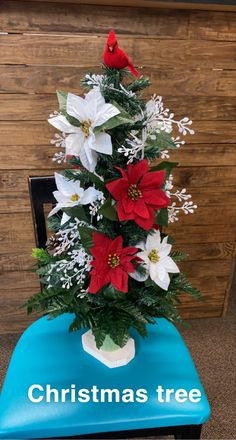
xmin=82 ymin=330 xmax=135 ymax=368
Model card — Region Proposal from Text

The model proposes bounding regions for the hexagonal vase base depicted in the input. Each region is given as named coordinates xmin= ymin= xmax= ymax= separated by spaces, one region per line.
xmin=82 ymin=330 xmax=135 ymax=368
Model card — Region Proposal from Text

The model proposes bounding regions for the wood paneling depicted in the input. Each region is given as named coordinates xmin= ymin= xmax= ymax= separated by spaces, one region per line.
xmin=1 ymin=167 xmax=236 ymax=193
xmin=178 ymin=187 xmax=236 ymax=205
xmin=1 ymin=34 xmax=236 ymax=69
xmin=1 ymin=2 xmax=236 ymax=40
xmin=1 ymin=94 xmax=236 ymax=121
xmin=0 ymin=1 xmax=235 ymax=333
xmin=0 ymin=261 xmax=231 ymax=291
xmin=1 ymin=184 xmax=236 ymax=213
xmin=167 ymin=224 xmax=236 ymax=244
xmin=189 ymin=10 xmax=236 ymax=40
xmin=0 ymin=2 xmax=191 ymax=37
xmin=12 ymin=0 xmax=236 ymax=13
xmin=1 ymin=120 xmax=236 ymax=146
xmin=1 ymin=66 xmax=235 ymax=96
xmin=1 ymin=242 xmax=234 ymax=274
xmin=1 ymin=144 xmax=236 ymax=169
xmin=177 ymin=242 xmax=236 ymax=260
xmin=0 ymin=146 xmax=59 ymax=169
xmin=173 ymin=166 xmax=236 ymax=187
xmin=170 ymin=145 xmax=236 ymax=166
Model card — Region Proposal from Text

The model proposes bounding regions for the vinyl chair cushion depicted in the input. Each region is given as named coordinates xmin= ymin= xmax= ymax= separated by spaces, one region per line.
xmin=0 ymin=314 xmax=210 ymax=439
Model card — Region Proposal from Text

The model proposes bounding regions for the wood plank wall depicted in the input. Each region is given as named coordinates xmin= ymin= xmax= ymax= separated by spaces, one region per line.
xmin=0 ymin=1 xmax=235 ymax=333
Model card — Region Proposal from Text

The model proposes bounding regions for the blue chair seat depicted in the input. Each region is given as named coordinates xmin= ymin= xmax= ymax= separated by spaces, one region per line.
xmin=0 ymin=314 xmax=210 ymax=439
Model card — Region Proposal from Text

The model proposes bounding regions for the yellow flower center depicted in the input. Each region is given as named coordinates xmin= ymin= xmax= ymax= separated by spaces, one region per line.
xmin=127 ymin=184 xmax=142 ymax=201
xmin=148 ymin=249 xmax=160 ymax=263
xmin=107 ymin=253 xmax=120 ymax=268
xmin=81 ymin=120 xmax=92 ymax=138
xmin=70 ymin=193 xmax=80 ymax=202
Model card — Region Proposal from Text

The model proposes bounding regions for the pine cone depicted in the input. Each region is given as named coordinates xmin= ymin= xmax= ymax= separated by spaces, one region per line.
xmin=46 ymin=234 xmax=62 ymax=256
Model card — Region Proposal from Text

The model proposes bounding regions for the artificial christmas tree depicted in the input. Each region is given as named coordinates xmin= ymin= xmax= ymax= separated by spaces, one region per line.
xmin=26 ymin=31 xmax=200 ymax=367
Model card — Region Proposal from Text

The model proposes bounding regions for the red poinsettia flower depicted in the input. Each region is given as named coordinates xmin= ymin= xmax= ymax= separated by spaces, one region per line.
xmin=88 ymin=232 xmax=138 ymax=294
xmin=106 ymin=159 xmax=170 ymax=230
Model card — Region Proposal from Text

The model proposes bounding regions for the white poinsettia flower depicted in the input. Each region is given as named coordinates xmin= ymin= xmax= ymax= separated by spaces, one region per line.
xmin=48 ymin=89 xmax=120 ymax=172
xmin=48 ymin=173 xmax=102 ymax=225
xmin=131 ymin=230 xmax=179 ymax=291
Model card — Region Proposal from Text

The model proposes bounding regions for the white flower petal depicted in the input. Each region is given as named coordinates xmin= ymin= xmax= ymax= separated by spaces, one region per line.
xmin=85 ymin=88 xmax=105 ymax=104
xmin=66 ymin=93 xmax=88 ymax=122
xmin=48 ymin=200 xmax=69 ymax=217
xmin=86 ymin=131 xmax=96 ymax=151
xmin=79 ymin=145 xmax=97 ymax=172
xmin=146 ymin=230 xmax=161 ymax=251
xmin=65 ymin=132 xmax=84 ymax=157
xmin=153 ymin=272 xmax=170 ymax=291
xmin=69 ymin=200 xmax=81 ymax=208
xmin=162 ymin=236 xmax=169 ymax=245
xmin=61 ymin=212 xmax=71 ymax=225
xmin=129 ymin=267 xmax=148 ymax=282
xmin=159 ymin=243 xmax=172 ymax=258
xmin=54 ymin=173 xmax=75 ymax=197
xmin=150 ymin=262 xmax=166 ymax=281
xmin=48 ymin=204 xmax=60 ymax=217
xmin=93 ymin=103 xmax=120 ymax=128
xmin=75 ymin=188 xmax=85 ymax=201
xmin=48 ymin=114 xmax=75 ymax=134
xmin=83 ymin=138 xmax=99 ymax=165
xmin=162 ymin=256 xmax=180 ymax=273
xmin=137 ymin=251 xmax=150 ymax=266
xmin=91 ymin=132 xmax=113 ymax=155
xmin=85 ymin=88 xmax=105 ymax=109
xmin=78 ymin=146 xmax=91 ymax=170
xmin=52 ymin=189 xmax=66 ymax=203
xmin=149 ymin=262 xmax=158 ymax=281
xmin=73 ymin=180 xmax=82 ymax=193
xmin=80 ymin=187 xmax=100 ymax=205
xmin=135 ymin=241 xmax=146 ymax=251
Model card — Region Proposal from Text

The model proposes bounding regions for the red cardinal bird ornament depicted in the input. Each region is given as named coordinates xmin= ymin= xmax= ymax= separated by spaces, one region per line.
xmin=103 ymin=30 xmax=140 ymax=77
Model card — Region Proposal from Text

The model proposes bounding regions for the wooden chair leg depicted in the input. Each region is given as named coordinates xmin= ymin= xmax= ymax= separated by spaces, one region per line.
xmin=175 ymin=424 xmax=202 ymax=439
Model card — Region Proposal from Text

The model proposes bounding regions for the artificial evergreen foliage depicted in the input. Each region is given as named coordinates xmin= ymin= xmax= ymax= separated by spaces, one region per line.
xmin=26 ymin=46 xmax=201 ymax=349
